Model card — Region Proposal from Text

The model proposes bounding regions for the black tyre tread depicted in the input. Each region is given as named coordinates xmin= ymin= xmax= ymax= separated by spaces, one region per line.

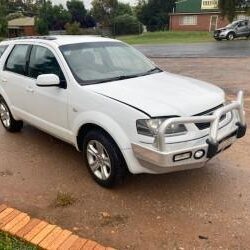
xmin=0 ymin=97 xmax=23 ymax=133
xmin=83 ymin=129 xmax=128 ymax=188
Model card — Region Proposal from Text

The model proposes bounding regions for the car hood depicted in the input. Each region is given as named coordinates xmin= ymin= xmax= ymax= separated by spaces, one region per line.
xmin=85 ymin=72 xmax=225 ymax=117
xmin=215 ymin=27 xmax=229 ymax=31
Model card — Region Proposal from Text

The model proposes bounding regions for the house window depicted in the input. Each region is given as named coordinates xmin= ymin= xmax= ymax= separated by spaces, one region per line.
xmin=180 ymin=15 xmax=197 ymax=25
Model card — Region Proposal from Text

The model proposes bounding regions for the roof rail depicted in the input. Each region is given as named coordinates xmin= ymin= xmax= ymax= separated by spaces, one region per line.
xmin=6 ymin=36 xmax=57 ymax=41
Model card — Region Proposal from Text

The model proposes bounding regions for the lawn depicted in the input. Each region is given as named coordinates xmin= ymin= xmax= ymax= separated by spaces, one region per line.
xmin=0 ymin=231 xmax=38 ymax=250
xmin=117 ymin=31 xmax=213 ymax=45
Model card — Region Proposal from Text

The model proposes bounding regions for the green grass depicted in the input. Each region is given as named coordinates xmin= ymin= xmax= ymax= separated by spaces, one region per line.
xmin=0 ymin=231 xmax=39 ymax=250
xmin=117 ymin=31 xmax=213 ymax=45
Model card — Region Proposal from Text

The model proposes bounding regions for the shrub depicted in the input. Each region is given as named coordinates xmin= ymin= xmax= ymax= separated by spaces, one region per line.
xmin=65 ymin=22 xmax=82 ymax=35
xmin=35 ymin=18 xmax=49 ymax=35
xmin=112 ymin=14 xmax=143 ymax=36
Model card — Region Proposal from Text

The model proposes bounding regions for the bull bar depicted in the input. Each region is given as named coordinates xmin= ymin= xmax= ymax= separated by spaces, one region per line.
xmin=132 ymin=91 xmax=246 ymax=168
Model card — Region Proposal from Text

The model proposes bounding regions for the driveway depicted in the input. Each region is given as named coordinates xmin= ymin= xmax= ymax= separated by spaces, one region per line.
xmin=0 ymin=58 xmax=250 ymax=250
xmin=135 ymin=40 xmax=250 ymax=58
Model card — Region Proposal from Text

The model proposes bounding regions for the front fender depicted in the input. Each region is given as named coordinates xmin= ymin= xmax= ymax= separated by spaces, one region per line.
xmin=72 ymin=111 xmax=132 ymax=151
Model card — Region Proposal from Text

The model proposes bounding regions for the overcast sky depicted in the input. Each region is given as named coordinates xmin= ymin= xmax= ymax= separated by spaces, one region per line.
xmin=52 ymin=0 xmax=137 ymax=9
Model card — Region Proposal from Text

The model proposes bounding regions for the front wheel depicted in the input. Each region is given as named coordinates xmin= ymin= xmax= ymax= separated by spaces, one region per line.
xmin=0 ymin=97 xmax=23 ymax=132
xmin=83 ymin=129 xmax=127 ymax=188
xmin=227 ymin=32 xmax=235 ymax=41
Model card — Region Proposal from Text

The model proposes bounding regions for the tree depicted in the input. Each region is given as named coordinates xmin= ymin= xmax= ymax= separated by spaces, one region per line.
xmin=112 ymin=14 xmax=142 ymax=35
xmin=35 ymin=17 xmax=49 ymax=35
xmin=91 ymin=0 xmax=118 ymax=26
xmin=135 ymin=0 xmax=176 ymax=31
xmin=114 ymin=2 xmax=133 ymax=16
xmin=36 ymin=0 xmax=70 ymax=33
xmin=6 ymin=0 xmax=39 ymax=15
xmin=0 ymin=0 xmax=8 ymax=37
xmin=219 ymin=0 xmax=250 ymax=22
xmin=66 ymin=0 xmax=87 ymax=27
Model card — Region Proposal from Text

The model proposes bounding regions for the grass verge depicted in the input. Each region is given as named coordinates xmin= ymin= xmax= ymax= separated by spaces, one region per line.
xmin=0 ymin=231 xmax=39 ymax=250
xmin=117 ymin=31 xmax=213 ymax=45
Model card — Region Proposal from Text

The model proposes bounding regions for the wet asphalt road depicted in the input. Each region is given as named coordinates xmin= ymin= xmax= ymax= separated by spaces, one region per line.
xmin=0 ymin=58 xmax=250 ymax=249
xmin=135 ymin=39 xmax=250 ymax=58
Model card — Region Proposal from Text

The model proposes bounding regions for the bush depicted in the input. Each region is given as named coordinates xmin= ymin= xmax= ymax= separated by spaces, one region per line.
xmin=112 ymin=14 xmax=143 ymax=36
xmin=65 ymin=22 xmax=82 ymax=35
xmin=35 ymin=18 xmax=49 ymax=35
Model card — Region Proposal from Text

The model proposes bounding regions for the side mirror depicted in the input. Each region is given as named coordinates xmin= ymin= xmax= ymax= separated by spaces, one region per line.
xmin=36 ymin=74 xmax=60 ymax=87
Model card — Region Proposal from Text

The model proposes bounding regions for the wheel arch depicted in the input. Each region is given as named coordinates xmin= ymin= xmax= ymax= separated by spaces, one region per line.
xmin=227 ymin=31 xmax=236 ymax=39
xmin=76 ymin=122 xmax=130 ymax=172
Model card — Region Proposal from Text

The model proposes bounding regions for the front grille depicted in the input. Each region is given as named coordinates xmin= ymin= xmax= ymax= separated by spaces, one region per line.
xmin=194 ymin=104 xmax=226 ymax=130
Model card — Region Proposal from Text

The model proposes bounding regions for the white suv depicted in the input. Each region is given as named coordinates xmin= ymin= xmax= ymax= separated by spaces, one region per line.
xmin=0 ymin=36 xmax=246 ymax=187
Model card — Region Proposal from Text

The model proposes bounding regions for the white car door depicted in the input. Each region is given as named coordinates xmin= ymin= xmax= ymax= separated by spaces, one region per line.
xmin=25 ymin=45 xmax=71 ymax=142
xmin=1 ymin=44 xmax=32 ymax=117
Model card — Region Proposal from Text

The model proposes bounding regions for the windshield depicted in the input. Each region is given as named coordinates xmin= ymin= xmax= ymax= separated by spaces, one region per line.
xmin=226 ymin=21 xmax=239 ymax=29
xmin=60 ymin=42 xmax=161 ymax=85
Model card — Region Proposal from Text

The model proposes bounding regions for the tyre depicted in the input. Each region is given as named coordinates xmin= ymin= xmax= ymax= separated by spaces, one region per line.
xmin=215 ymin=38 xmax=222 ymax=41
xmin=226 ymin=32 xmax=235 ymax=41
xmin=83 ymin=129 xmax=127 ymax=188
xmin=0 ymin=97 xmax=23 ymax=132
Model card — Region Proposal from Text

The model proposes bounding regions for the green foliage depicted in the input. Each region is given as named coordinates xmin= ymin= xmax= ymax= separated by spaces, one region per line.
xmin=0 ymin=231 xmax=38 ymax=250
xmin=36 ymin=0 xmax=70 ymax=33
xmin=219 ymin=0 xmax=237 ymax=22
xmin=6 ymin=0 xmax=40 ymax=15
xmin=65 ymin=22 xmax=82 ymax=35
xmin=35 ymin=17 xmax=49 ymax=35
xmin=0 ymin=0 xmax=7 ymax=37
xmin=67 ymin=0 xmax=87 ymax=26
xmin=135 ymin=0 xmax=175 ymax=31
xmin=6 ymin=12 xmax=24 ymax=21
xmin=91 ymin=0 xmax=118 ymax=26
xmin=219 ymin=0 xmax=250 ymax=22
xmin=112 ymin=14 xmax=142 ymax=35
xmin=118 ymin=31 xmax=213 ymax=45
xmin=114 ymin=2 xmax=133 ymax=16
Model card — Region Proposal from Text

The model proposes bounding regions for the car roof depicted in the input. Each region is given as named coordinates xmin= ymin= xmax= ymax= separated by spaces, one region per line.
xmin=0 ymin=35 xmax=120 ymax=47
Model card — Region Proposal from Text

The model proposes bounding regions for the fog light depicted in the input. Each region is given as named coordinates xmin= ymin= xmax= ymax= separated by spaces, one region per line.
xmin=173 ymin=152 xmax=192 ymax=162
xmin=194 ymin=150 xmax=205 ymax=160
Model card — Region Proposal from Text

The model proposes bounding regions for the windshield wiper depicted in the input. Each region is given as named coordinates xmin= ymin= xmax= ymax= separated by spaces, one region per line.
xmin=145 ymin=67 xmax=162 ymax=75
xmin=84 ymin=67 xmax=163 ymax=85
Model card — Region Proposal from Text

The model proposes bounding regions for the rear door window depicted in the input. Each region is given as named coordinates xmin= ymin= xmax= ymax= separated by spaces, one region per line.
xmin=0 ymin=45 xmax=7 ymax=58
xmin=5 ymin=45 xmax=30 ymax=76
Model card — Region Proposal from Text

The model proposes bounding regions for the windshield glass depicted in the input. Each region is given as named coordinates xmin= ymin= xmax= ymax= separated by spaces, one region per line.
xmin=226 ymin=21 xmax=239 ymax=28
xmin=60 ymin=42 xmax=161 ymax=85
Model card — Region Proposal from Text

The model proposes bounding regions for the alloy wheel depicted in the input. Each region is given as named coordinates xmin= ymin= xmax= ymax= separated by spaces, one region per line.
xmin=228 ymin=34 xmax=234 ymax=40
xmin=0 ymin=102 xmax=11 ymax=128
xmin=86 ymin=140 xmax=112 ymax=180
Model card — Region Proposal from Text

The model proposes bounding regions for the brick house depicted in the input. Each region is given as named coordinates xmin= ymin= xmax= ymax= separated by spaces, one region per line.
xmin=169 ymin=0 xmax=248 ymax=32
xmin=8 ymin=17 xmax=37 ymax=37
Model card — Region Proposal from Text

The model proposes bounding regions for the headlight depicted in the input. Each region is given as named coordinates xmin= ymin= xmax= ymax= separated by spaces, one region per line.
xmin=136 ymin=118 xmax=187 ymax=137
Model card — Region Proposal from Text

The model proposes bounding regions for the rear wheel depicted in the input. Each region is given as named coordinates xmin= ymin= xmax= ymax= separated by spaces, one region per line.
xmin=215 ymin=38 xmax=222 ymax=41
xmin=227 ymin=32 xmax=235 ymax=41
xmin=83 ymin=129 xmax=127 ymax=188
xmin=0 ymin=97 xmax=23 ymax=132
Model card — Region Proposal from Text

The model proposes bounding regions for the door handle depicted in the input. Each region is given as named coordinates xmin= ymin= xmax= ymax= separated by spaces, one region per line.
xmin=26 ymin=86 xmax=34 ymax=93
